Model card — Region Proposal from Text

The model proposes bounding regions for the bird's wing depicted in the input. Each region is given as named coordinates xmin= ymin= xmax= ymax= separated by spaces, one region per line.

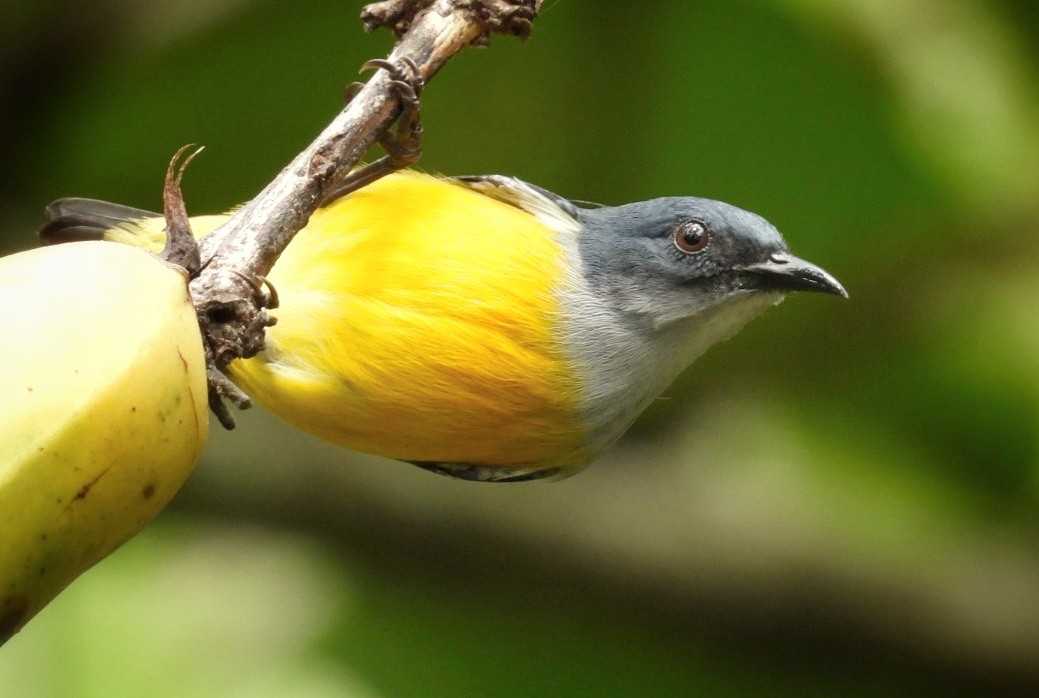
xmin=408 ymin=460 xmax=564 ymax=482
xmin=451 ymin=175 xmax=584 ymax=236
xmin=40 ymin=199 xmax=159 ymax=245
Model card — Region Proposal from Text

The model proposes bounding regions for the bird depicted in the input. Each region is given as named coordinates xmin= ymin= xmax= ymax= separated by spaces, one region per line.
xmin=39 ymin=169 xmax=846 ymax=482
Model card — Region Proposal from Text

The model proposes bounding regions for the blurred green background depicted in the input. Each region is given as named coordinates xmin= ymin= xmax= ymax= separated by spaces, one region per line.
xmin=2 ymin=0 xmax=1038 ymax=695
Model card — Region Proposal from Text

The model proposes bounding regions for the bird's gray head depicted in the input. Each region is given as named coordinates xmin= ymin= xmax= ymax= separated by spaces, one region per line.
xmin=577 ymin=196 xmax=846 ymax=329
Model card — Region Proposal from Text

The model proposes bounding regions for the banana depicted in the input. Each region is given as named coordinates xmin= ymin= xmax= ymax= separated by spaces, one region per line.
xmin=0 ymin=241 xmax=208 ymax=645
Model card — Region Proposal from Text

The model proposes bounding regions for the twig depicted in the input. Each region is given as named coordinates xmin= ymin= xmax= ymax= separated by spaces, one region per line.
xmin=160 ymin=144 xmax=204 ymax=275
xmin=186 ymin=0 xmax=542 ymax=426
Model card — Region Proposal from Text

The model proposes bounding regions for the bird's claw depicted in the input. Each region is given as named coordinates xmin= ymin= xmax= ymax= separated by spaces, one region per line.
xmin=361 ymin=56 xmax=424 ymax=161
xmin=230 ymin=270 xmax=280 ymax=311
xmin=323 ymin=56 xmax=425 ymax=205
xmin=360 ymin=57 xmax=425 ymax=98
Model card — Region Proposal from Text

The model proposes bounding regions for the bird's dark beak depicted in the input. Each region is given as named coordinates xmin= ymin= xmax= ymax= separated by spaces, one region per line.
xmin=741 ymin=252 xmax=848 ymax=298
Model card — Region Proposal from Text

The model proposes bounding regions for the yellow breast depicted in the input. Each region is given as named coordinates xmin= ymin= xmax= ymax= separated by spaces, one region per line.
xmin=227 ymin=171 xmax=585 ymax=469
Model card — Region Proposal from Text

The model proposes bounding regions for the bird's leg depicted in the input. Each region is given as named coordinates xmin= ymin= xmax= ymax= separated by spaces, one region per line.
xmin=322 ymin=57 xmax=424 ymax=205
xmin=200 ymin=269 xmax=279 ymax=430
xmin=206 ymin=368 xmax=250 ymax=430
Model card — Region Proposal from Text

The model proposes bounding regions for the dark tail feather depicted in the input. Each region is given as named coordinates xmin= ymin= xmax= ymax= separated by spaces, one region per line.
xmin=39 ymin=198 xmax=159 ymax=245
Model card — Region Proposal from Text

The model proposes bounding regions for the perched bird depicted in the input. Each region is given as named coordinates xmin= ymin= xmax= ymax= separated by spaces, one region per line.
xmin=40 ymin=170 xmax=845 ymax=482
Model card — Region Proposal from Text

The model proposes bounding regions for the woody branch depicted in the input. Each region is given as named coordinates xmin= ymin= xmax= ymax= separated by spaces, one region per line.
xmin=177 ymin=0 xmax=542 ymax=426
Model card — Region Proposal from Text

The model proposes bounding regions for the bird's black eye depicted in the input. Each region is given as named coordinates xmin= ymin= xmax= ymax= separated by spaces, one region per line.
xmin=673 ymin=219 xmax=710 ymax=254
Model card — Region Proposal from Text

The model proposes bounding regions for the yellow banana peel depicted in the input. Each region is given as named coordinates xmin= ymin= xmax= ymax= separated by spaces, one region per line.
xmin=0 ymin=242 xmax=208 ymax=645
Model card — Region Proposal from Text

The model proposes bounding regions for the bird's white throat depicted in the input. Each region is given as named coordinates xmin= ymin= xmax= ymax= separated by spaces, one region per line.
xmin=561 ymin=283 xmax=783 ymax=453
